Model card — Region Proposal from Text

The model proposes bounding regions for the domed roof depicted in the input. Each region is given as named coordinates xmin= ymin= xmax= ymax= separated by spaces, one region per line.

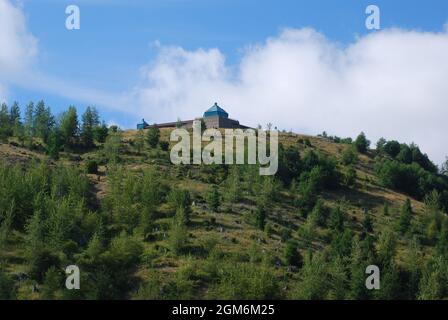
xmin=203 ymin=102 xmax=229 ymax=118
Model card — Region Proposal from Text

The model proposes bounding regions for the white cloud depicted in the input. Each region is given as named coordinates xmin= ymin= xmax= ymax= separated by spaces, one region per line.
xmin=133 ymin=27 xmax=448 ymax=165
xmin=0 ymin=0 xmax=38 ymax=79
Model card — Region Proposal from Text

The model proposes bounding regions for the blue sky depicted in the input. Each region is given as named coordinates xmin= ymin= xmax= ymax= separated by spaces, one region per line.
xmin=10 ymin=0 xmax=448 ymax=124
xmin=2 ymin=0 xmax=448 ymax=163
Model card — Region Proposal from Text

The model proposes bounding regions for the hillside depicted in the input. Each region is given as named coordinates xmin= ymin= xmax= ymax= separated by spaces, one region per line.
xmin=1 ymin=126 xmax=447 ymax=300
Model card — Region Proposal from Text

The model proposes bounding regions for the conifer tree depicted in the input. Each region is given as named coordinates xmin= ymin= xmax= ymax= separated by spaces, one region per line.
xmin=206 ymin=185 xmax=220 ymax=212
xmin=398 ymin=198 xmax=413 ymax=234
xmin=146 ymin=124 xmax=160 ymax=148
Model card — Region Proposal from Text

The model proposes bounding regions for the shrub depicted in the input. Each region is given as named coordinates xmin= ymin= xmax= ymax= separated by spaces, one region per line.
xmin=146 ymin=125 xmax=160 ymax=148
xmin=341 ymin=146 xmax=359 ymax=165
xmin=159 ymin=140 xmax=169 ymax=151
xmin=85 ymin=159 xmax=99 ymax=174
xmin=354 ymin=132 xmax=370 ymax=153
xmin=284 ymin=240 xmax=302 ymax=267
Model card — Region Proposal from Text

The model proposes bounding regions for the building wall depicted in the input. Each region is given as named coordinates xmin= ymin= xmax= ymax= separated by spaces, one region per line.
xmin=153 ymin=116 xmax=249 ymax=129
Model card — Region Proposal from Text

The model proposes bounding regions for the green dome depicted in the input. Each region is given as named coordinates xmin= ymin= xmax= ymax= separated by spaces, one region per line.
xmin=203 ymin=102 xmax=229 ymax=118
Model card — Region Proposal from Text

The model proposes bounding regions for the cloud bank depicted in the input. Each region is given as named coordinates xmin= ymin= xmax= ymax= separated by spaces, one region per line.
xmin=0 ymin=0 xmax=37 ymax=76
xmin=133 ymin=27 xmax=448 ymax=165
xmin=0 ymin=0 xmax=37 ymax=102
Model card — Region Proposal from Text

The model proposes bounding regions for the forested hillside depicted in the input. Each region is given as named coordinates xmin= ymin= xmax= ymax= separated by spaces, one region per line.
xmin=1 ymin=101 xmax=448 ymax=300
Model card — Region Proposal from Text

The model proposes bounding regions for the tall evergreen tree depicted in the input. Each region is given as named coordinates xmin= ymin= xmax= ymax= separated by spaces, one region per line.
xmin=134 ymin=129 xmax=145 ymax=154
xmin=0 ymin=103 xmax=12 ymax=140
xmin=206 ymin=185 xmax=220 ymax=212
xmin=24 ymin=102 xmax=34 ymax=141
xmin=398 ymin=198 xmax=413 ymax=234
xmin=59 ymin=106 xmax=79 ymax=148
xmin=33 ymin=100 xmax=54 ymax=143
xmin=354 ymin=132 xmax=370 ymax=153
xmin=81 ymin=106 xmax=99 ymax=148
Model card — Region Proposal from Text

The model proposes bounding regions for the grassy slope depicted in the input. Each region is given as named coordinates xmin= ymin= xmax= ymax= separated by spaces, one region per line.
xmin=0 ymin=128 xmax=435 ymax=298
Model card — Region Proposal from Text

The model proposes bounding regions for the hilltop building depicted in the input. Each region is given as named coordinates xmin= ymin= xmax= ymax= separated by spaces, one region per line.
xmin=137 ymin=103 xmax=250 ymax=130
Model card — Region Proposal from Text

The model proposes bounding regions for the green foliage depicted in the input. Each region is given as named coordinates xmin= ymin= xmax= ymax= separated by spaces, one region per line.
xmin=354 ymin=132 xmax=370 ymax=153
xmin=46 ymin=127 xmax=62 ymax=160
xmin=375 ymin=158 xmax=448 ymax=207
xmin=418 ymin=255 xmax=448 ymax=300
xmin=206 ymin=185 xmax=220 ymax=212
xmin=168 ymin=189 xmax=192 ymax=222
xmin=0 ymin=268 xmax=16 ymax=299
xmin=341 ymin=146 xmax=359 ymax=165
xmin=283 ymin=240 xmax=302 ymax=267
xmin=169 ymin=209 xmax=188 ymax=255
xmin=0 ymin=103 xmax=13 ymax=141
xmin=362 ymin=212 xmax=373 ymax=233
xmin=94 ymin=121 xmax=109 ymax=143
xmin=103 ymin=131 xmax=123 ymax=163
xmin=59 ymin=106 xmax=79 ymax=149
xmin=85 ymin=159 xmax=99 ymax=174
xmin=159 ymin=140 xmax=169 ymax=151
xmin=41 ymin=266 xmax=63 ymax=300
xmin=328 ymin=206 xmax=345 ymax=232
xmin=208 ymin=262 xmax=279 ymax=299
xmin=81 ymin=106 xmax=99 ymax=148
xmin=277 ymin=144 xmax=301 ymax=186
xmin=146 ymin=125 xmax=160 ymax=148
xmin=309 ymin=199 xmax=328 ymax=227
xmin=134 ymin=129 xmax=145 ymax=154
xmin=291 ymin=252 xmax=329 ymax=299
xmin=343 ymin=166 xmax=357 ymax=187
xmin=397 ymin=199 xmax=413 ymax=234
xmin=33 ymin=100 xmax=55 ymax=144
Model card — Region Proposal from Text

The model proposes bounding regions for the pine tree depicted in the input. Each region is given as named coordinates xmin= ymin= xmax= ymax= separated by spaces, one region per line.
xmin=59 ymin=106 xmax=79 ymax=149
xmin=24 ymin=102 xmax=34 ymax=145
xmin=0 ymin=201 xmax=15 ymax=248
xmin=354 ymin=132 xmax=370 ymax=153
xmin=168 ymin=189 xmax=191 ymax=223
xmin=404 ymin=237 xmax=422 ymax=299
xmin=348 ymin=237 xmax=369 ymax=300
xmin=94 ymin=121 xmax=109 ymax=143
xmin=135 ymin=129 xmax=145 ymax=154
xmin=255 ymin=204 xmax=266 ymax=230
xmin=0 ymin=103 xmax=11 ymax=141
xmin=225 ymin=166 xmax=241 ymax=205
xmin=9 ymin=101 xmax=22 ymax=137
xmin=146 ymin=124 xmax=160 ymax=148
xmin=291 ymin=252 xmax=329 ymax=299
xmin=33 ymin=101 xmax=54 ymax=143
xmin=41 ymin=266 xmax=62 ymax=300
xmin=362 ymin=212 xmax=373 ymax=233
xmin=206 ymin=185 xmax=220 ymax=212
xmin=398 ymin=198 xmax=413 ymax=234
xmin=418 ymin=255 xmax=447 ymax=300
xmin=283 ymin=240 xmax=302 ymax=267
xmin=328 ymin=206 xmax=345 ymax=232
xmin=0 ymin=268 xmax=16 ymax=299
xmin=81 ymin=106 xmax=99 ymax=148
xmin=169 ymin=208 xmax=188 ymax=255
xmin=377 ymin=229 xmax=397 ymax=268
xmin=327 ymin=256 xmax=348 ymax=299
xmin=104 ymin=131 xmax=122 ymax=163
xmin=46 ymin=128 xmax=62 ymax=160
